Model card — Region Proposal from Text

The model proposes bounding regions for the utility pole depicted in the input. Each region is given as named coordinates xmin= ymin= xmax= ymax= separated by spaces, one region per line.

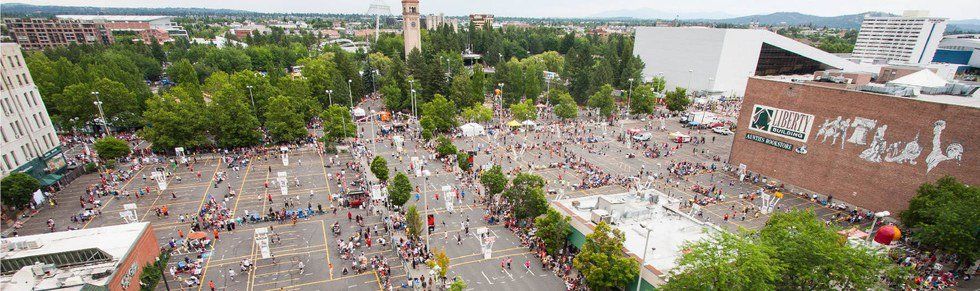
xmin=627 ymin=78 xmax=634 ymax=118
xmin=91 ymin=91 xmax=109 ymax=136
xmin=347 ymin=79 xmax=355 ymax=149
xmin=246 ymin=85 xmax=256 ymax=115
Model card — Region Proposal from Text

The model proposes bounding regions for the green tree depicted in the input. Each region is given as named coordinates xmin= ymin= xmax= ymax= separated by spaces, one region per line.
xmin=650 ymin=76 xmax=666 ymax=93
xmin=406 ymin=205 xmax=423 ymax=240
xmin=760 ymin=210 xmax=908 ymax=290
xmin=0 ymin=173 xmax=41 ymax=209
xmin=535 ymin=207 xmax=572 ymax=256
xmin=628 ymin=84 xmax=656 ymax=115
xmin=167 ymin=59 xmax=198 ymax=85
xmin=504 ymin=173 xmax=548 ymax=220
xmin=480 ymin=165 xmax=507 ymax=198
xmin=370 ymin=156 xmax=390 ymax=182
xmin=509 ymin=99 xmax=537 ymax=121
xmin=381 ymin=83 xmax=405 ymax=113
xmin=662 ymin=232 xmax=782 ymax=291
xmin=320 ymin=105 xmax=356 ymax=142
xmin=389 ymin=172 xmax=412 ymax=207
xmin=449 ymin=70 xmax=473 ymax=108
xmin=461 ymin=104 xmax=493 ymax=123
xmin=665 ymin=88 xmax=689 ymax=112
xmin=456 ymin=151 xmax=472 ymax=172
xmin=900 ymin=176 xmax=980 ymax=263
xmin=140 ymin=87 xmax=209 ymax=151
xmin=588 ymin=84 xmax=615 ymax=118
xmin=264 ymin=95 xmax=308 ymax=143
xmin=56 ymin=77 xmax=141 ymax=129
xmin=206 ymin=75 xmax=262 ymax=148
xmin=420 ymin=94 xmax=458 ymax=133
xmin=449 ymin=277 xmax=467 ymax=291
xmin=573 ymin=221 xmax=639 ymax=290
xmin=93 ymin=137 xmax=131 ymax=161
xmin=436 ymin=136 xmax=458 ymax=157
xmin=468 ymin=64 xmax=487 ymax=106
xmin=554 ymin=92 xmax=579 ymax=120
xmin=430 ymin=248 xmax=451 ymax=278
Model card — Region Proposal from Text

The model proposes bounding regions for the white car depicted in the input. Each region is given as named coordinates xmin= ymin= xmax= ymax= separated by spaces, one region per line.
xmin=712 ymin=127 xmax=734 ymax=135
xmin=632 ymin=132 xmax=653 ymax=141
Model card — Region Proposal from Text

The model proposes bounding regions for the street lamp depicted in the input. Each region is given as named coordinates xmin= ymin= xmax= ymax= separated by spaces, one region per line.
xmin=91 ymin=91 xmax=109 ymax=136
xmin=866 ymin=211 xmax=890 ymax=243
xmin=636 ymin=223 xmax=653 ymax=291
xmin=347 ymin=79 xmax=354 ymax=149
xmin=156 ymin=256 xmax=172 ymax=291
xmin=325 ymin=89 xmax=334 ymax=105
xmin=687 ymin=69 xmax=694 ymax=92
xmin=246 ymin=85 xmax=256 ymax=115
xmin=627 ymin=78 xmax=634 ymax=118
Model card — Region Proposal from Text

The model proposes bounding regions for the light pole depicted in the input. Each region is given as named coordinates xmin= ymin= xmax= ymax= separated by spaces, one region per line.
xmin=687 ymin=69 xmax=694 ymax=92
xmin=91 ymin=91 xmax=109 ymax=136
xmin=409 ymin=79 xmax=417 ymax=119
xmin=326 ymin=89 xmax=333 ymax=105
xmin=497 ymin=82 xmax=504 ymax=116
xmin=156 ymin=257 xmax=172 ymax=291
xmin=372 ymin=69 xmax=379 ymax=93
xmin=626 ymin=78 xmax=634 ymax=118
xmin=246 ymin=85 xmax=256 ymax=115
xmin=347 ymin=79 xmax=354 ymax=149
xmin=866 ymin=211 xmax=890 ymax=243
xmin=636 ymin=223 xmax=653 ymax=291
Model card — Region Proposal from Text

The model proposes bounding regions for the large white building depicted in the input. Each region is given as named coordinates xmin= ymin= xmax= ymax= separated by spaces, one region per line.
xmin=56 ymin=15 xmax=189 ymax=39
xmin=852 ymin=10 xmax=947 ymax=65
xmin=1 ymin=43 xmax=63 ymax=181
xmin=633 ymin=27 xmax=865 ymax=96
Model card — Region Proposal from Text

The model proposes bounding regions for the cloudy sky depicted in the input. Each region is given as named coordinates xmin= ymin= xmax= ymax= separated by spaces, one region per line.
xmin=10 ymin=0 xmax=980 ymax=20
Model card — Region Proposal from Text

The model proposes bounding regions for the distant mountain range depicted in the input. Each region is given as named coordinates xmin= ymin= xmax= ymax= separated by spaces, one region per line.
xmin=591 ymin=8 xmax=736 ymax=20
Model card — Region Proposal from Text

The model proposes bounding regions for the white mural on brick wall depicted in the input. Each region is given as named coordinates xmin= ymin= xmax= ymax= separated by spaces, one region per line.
xmin=816 ymin=117 xmax=963 ymax=172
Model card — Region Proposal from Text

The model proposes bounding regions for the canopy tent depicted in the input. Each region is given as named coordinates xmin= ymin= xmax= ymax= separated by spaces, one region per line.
xmin=352 ymin=107 xmax=367 ymax=117
xmin=506 ymin=120 xmax=521 ymax=127
xmin=521 ymin=120 xmax=537 ymax=126
xmin=887 ymin=69 xmax=948 ymax=88
xmin=460 ymin=123 xmax=486 ymax=137
xmin=668 ymin=131 xmax=692 ymax=143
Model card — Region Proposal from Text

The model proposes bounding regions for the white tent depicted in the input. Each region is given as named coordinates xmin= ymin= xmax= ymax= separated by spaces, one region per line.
xmin=887 ymin=69 xmax=948 ymax=88
xmin=352 ymin=107 xmax=367 ymax=117
xmin=460 ymin=123 xmax=486 ymax=137
xmin=521 ymin=120 xmax=537 ymax=126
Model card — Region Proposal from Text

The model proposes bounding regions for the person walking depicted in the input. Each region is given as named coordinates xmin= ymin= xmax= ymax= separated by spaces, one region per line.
xmin=208 ymin=280 xmax=215 ymax=291
xmin=298 ymin=261 xmax=305 ymax=274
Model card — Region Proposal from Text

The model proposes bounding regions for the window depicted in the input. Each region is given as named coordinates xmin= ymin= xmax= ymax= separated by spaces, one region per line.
xmin=2 ymin=154 xmax=11 ymax=170
xmin=0 ymin=126 xmax=6 ymax=143
xmin=10 ymin=151 xmax=19 ymax=165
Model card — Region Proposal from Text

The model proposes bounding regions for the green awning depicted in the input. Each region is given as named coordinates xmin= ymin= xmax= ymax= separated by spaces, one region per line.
xmin=39 ymin=173 xmax=63 ymax=187
xmin=568 ymin=227 xmax=586 ymax=249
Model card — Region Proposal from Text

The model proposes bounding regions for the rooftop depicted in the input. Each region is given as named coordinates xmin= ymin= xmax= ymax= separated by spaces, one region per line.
xmin=56 ymin=15 xmax=172 ymax=22
xmin=554 ymin=191 xmax=717 ymax=275
xmin=0 ymin=223 xmax=150 ymax=290
xmin=756 ymin=75 xmax=980 ymax=109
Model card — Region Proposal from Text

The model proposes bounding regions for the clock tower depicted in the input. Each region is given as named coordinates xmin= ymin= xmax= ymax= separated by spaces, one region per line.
xmin=402 ymin=0 xmax=421 ymax=58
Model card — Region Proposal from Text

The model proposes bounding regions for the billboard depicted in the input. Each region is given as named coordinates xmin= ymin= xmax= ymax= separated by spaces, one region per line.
xmin=749 ymin=104 xmax=815 ymax=143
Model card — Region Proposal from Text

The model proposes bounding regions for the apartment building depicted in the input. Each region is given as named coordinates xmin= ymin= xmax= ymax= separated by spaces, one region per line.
xmin=2 ymin=18 xmax=113 ymax=50
xmin=0 ymin=43 xmax=64 ymax=181
xmin=852 ymin=10 xmax=947 ymax=64
xmin=469 ymin=14 xmax=494 ymax=30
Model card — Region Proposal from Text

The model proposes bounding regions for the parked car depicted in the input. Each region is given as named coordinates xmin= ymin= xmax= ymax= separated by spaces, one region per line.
xmin=632 ymin=132 xmax=653 ymax=141
xmin=712 ymin=127 xmax=734 ymax=135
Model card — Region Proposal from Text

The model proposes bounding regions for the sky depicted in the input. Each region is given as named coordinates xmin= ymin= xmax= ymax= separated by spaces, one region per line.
xmin=9 ymin=0 xmax=980 ymax=20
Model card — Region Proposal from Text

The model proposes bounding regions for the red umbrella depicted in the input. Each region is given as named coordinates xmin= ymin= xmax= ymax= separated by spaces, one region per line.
xmin=187 ymin=231 xmax=208 ymax=240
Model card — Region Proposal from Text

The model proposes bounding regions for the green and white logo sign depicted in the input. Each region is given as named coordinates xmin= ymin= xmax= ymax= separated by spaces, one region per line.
xmin=750 ymin=104 xmax=814 ymax=142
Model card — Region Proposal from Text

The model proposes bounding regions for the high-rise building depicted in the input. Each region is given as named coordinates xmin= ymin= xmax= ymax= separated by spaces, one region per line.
xmin=852 ymin=10 xmax=947 ymax=64
xmin=57 ymin=15 xmax=189 ymax=43
xmin=401 ymin=0 xmax=422 ymax=57
xmin=3 ymin=18 xmax=113 ymax=50
xmin=469 ymin=14 xmax=494 ymax=30
xmin=424 ymin=13 xmax=459 ymax=31
xmin=0 ymin=43 xmax=64 ymax=182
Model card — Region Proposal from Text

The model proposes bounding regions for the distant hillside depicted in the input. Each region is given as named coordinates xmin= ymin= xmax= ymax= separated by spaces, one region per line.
xmin=705 ymin=12 xmax=895 ymax=29
xmin=948 ymin=19 xmax=980 ymax=33
xmin=0 ymin=3 xmax=351 ymax=18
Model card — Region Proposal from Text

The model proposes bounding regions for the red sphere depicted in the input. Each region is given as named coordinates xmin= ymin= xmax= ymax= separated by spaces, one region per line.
xmin=873 ymin=224 xmax=901 ymax=245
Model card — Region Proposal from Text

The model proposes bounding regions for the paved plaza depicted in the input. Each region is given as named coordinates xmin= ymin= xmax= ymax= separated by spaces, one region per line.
xmin=6 ymin=97 xmax=877 ymax=291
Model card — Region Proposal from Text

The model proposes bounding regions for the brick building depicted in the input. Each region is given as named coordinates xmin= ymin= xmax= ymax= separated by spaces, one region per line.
xmin=2 ymin=18 xmax=113 ymax=50
xmin=730 ymin=77 xmax=979 ymax=213
xmin=0 ymin=223 xmax=161 ymax=291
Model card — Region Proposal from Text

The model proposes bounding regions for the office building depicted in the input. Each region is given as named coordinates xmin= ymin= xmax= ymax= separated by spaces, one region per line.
xmin=0 ymin=223 xmax=160 ymax=291
xmin=852 ymin=10 xmax=947 ymax=64
xmin=402 ymin=0 xmax=422 ymax=57
xmin=633 ymin=26 xmax=866 ymax=96
xmin=0 ymin=43 xmax=65 ymax=184
xmin=2 ymin=18 xmax=113 ymax=50
xmin=469 ymin=14 xmax=494 ymax=30
xmin=730 ymin=75 xmax=979 ymax=213
xmin=424 ymin=13 xmax=459 ymax=31
xmin=56 ymin=15 xmax=188 ymax=43
xmin=933 ymin=34 xmax=980 ymax=68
